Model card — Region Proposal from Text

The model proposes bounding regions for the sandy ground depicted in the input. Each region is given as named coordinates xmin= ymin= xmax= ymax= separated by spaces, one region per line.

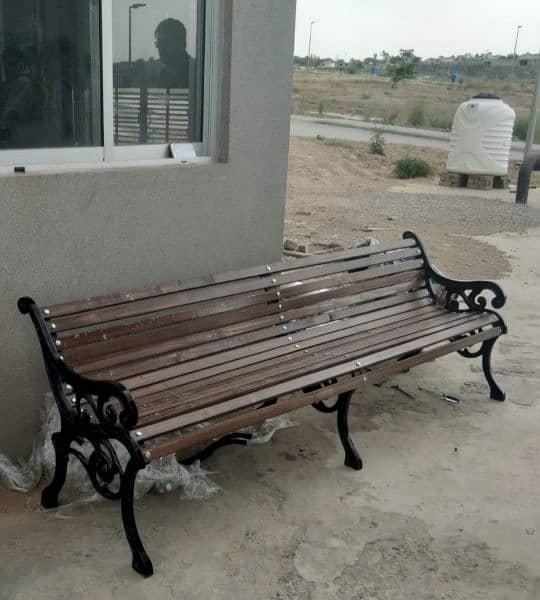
xmin=1 ymin=142 xmax=540 ymax=598
xmin=286 ymin=137 xmax=540 ymax=280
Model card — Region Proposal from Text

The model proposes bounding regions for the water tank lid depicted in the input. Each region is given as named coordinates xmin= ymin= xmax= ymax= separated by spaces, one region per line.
xmin=472 ymin=93 xmax=501 ymax=100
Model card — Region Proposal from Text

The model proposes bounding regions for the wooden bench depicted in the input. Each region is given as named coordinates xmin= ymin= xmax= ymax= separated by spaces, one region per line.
xmin=18 ymin=231 xmax=506 ymax=577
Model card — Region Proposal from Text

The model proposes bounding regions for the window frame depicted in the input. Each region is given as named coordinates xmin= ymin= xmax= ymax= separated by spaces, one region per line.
xmin=0 ymin=0 xmax=220 ymax=170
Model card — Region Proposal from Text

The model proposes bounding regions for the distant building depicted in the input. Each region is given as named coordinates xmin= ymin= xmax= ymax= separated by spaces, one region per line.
xmin=320 ymin=58 xmax=337 ymax=70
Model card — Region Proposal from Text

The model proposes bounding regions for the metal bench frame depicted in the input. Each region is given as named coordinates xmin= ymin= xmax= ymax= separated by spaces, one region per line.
xmin=18 ymin=232 xmax=506 ymax=577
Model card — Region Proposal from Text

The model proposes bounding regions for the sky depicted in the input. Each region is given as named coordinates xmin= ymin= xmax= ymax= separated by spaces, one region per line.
xmin=114 ymin=0 xmax=199 ymax=62
xmin=295 ymin=0 xmax=540 ymax=60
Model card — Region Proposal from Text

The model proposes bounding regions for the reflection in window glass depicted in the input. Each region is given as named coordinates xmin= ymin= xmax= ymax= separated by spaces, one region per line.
xmin=0 ymin=0 xmax=102 ymax=150
xmin=113 ymin=0 xmax=204 ymax=146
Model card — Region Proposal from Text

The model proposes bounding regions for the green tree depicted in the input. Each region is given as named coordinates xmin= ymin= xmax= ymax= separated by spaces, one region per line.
xmin=346 ymin=59 xmax=364 ymax=74
xmin=386 ymin=49 xmax=421 ymax=87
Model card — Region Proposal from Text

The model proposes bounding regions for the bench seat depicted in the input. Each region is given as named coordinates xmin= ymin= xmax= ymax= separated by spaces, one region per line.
xmin=18 ymin=231 xmax=506 ymax=576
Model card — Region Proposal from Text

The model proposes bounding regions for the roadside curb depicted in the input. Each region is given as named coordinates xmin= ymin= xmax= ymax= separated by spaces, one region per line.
xmin=293 ymin=114 xmax=535 ymax=153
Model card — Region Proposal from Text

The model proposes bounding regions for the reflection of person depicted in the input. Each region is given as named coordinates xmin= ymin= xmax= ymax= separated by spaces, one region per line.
xmin=154 ymin=18 xmax=192 ymax=89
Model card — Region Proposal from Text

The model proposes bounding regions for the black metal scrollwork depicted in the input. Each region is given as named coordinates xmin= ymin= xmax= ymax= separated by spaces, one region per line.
xmin=69 ymin=438 xmax=124 ymax=500
xmin=403 ymin=232 xmax=507 ymax=320
xmin=69 ymin=378 xmax=138 ymax=430
xmin=17 ymin=297 xmax=139 ymax=430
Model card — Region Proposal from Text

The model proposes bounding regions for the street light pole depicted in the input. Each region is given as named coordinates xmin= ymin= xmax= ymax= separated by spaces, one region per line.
xmin=129 ymin=3 xmax=147 ymax=70
xmin=511 ymin=25 xmax=522 ymax=79
xmin=308 ymin=21 xmax=315 ymax=71
xmin=524 ymin=60 xmax=540 ymax=158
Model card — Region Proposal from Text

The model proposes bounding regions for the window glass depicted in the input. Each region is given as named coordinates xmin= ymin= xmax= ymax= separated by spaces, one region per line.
xmin=112 ymin=0 xmax=204 ymax=146
xmin=0 ymin=0 xmax=102 ymax=150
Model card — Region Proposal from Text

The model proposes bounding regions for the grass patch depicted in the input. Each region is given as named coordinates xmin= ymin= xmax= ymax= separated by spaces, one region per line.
xmin=384 ymin=111 xmax=400 ymax=125
xmin=324 ymin=138 xmax=355 ymax=151
xmin=394 ymin=157 xmax=433 ymax=179
xmin=514 ymin=115 xmax=540 ymax=144
xmin=429 ymin=112 xmax=454 ymax=131
xmin=407 ymin=102 xmax=426 ymax=127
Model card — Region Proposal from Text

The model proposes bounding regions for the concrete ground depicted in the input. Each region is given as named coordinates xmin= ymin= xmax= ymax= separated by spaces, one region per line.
xmin=1 ymin=226 xmax=539 ymax=598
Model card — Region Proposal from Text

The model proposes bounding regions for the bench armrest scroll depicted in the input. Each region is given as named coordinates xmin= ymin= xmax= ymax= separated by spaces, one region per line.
xmin=18 ymin=297 xmax=138 ymax=429
xmin=403 ymin=232 xmax=507 ymax=316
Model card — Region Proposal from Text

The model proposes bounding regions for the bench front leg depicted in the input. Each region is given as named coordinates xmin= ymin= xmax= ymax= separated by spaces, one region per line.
xmin=337 ymin=391 xmax=363 ymax=470
xmin=121 ymin=458 xmax=154 ymax=577
xmin=41 ymin=431 xmax=72 ymax=509
xmin=313 ymin=391 xmax=363 ymax=470
xmin=458 ymin=338 xmax=506 ymax=401
xmin=482 ymin=338 xmax=505 ymax=401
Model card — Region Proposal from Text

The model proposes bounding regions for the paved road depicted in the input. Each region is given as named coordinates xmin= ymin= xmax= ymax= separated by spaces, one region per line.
xmin=290 ymin=114 xmax=536 ymax=161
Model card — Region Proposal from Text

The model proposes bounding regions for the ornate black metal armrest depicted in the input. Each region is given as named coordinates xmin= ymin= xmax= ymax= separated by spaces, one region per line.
xmin=403 ymin=232 xmax=507 ymax=315
xmin=18 ymin=297 xmax=138 ymax=430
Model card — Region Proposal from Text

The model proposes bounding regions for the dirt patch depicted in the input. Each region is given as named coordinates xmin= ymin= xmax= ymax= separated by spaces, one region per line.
xmin=286 ymin=137 xmax=540 ymax=279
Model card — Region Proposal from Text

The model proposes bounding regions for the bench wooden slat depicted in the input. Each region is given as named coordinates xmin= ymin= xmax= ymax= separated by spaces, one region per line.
xmin=49 ymin=248 xmax=421 ymax=332
xmin=69 ymin=271 xmax=425 ymax=372
xmin=61 ymin=260 xmax=425 ymax=362
xmin=89 ymin=273 xmax=426 ymax=382
xmin=82 ymin=265 xmax=425 ymax=379
xmin=136 ymin=313 xmax=499 ymax=441
xmin=59 ymin=289 xmax=281 ymax=351
xmin=142 ymin=327 xmax=502 ymax=459
xmin=46 ymin=239 xmax=417 ymax=318
xmin=276 ymin=261 xmax=424 ymax=307
xmin=134 ymin=301 xmax=438 ymax=412
xmin=62 ymin=303 xmax=282 ymax=364
xmin=136 ymin=315 xmax=494 ymax=432
xmin=135 ymin=309 xmax=473 ymax=425
xmin=59 ymin=260 xmax=425 ymax=356
xmin=129 ymin=289 xmax=432 ymax=398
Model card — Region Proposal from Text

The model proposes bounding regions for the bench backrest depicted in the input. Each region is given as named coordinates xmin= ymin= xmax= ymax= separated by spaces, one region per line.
xmin=43 ymin=238 xmax=427 ymax=386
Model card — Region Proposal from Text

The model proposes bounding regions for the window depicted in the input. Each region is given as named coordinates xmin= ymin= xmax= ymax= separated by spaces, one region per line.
xmin=0 ymin=0 xmax=102 ymax=150
xmin=0 ymin=0 xmax=217 ymax=168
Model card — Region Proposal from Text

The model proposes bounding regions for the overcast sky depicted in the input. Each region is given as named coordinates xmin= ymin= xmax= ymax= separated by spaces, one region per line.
xmin=295 ymin=0 xmax=540 ymax=59
xmin=115 ymin=0 xmax=199 ymax=62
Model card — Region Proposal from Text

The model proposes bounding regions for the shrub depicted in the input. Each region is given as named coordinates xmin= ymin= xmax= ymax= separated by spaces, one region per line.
xmin=369 ymin=131 xmax=386 ymax=156
xmin=384 ymin=111 xmax=399 ymax=125
xmin=407 ymin=102 xmax=426 ymax=127
xmin=430 ymin=113 xmax=453 ymax=131
xmin=514 ymin=115 xmax=540 ymax=143
xmin=318 ymin=100 xmax=326 ymax=115
xmin=386 ymin=49 xmax=421 ymax=87
xmin=394 ymin=157 xmax=433 ymax=179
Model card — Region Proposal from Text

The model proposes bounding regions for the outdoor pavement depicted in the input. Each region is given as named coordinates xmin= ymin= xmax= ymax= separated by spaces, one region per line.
xmin=1 ymin=228 xmax=540 ymax=599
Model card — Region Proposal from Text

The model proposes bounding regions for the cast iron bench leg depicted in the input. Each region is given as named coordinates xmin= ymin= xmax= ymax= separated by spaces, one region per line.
xmin=313 ymin=391 xmax=363 ymax=470
xmin=482 ymin=338 xmax=506 ymax=401
xmin=121 ymin=458 xmax=153 ymax=577
xmin=41 ymin=432 xmax=70 ymax=509
xmin=337 ymin=391 xmax=363 ymax=470
xmin=459 ymin=338 xmax=506 ymax=401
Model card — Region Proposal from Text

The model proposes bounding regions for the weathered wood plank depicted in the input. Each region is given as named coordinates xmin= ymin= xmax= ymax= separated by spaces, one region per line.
xmin=141 ymin=326 xmax=502 ymax=457
xmin=47 ymin=239 xmax=417 ymax=318
xmin=136 ymin=313 xmax=499 ymax=440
